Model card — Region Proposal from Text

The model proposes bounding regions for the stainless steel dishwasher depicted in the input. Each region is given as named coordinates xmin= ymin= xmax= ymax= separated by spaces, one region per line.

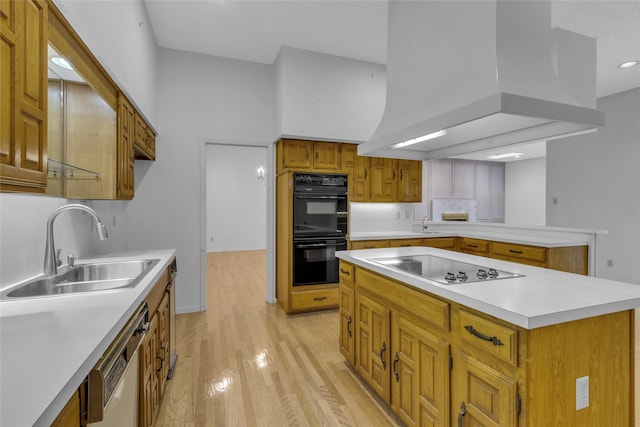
xmin=85 ymin=303 xmax=149 ymax=426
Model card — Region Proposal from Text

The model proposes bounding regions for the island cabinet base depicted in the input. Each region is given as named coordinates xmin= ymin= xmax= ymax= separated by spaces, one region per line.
xmin=339 ymin=261 xmax=635 ymax=427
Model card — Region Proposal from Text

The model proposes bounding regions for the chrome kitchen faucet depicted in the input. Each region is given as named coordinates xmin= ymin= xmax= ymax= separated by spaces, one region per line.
xmin=44 ymin=204 xmax=108 ymax=277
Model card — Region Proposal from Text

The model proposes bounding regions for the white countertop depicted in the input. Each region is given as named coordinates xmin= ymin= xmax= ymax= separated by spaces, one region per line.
xmin=349 ymin=230 xmax=588 ymax=247
xmin=0 ymin=249 xmax=176 ymax=427
xmin=336 ymin=246 xmax=640 ymax=329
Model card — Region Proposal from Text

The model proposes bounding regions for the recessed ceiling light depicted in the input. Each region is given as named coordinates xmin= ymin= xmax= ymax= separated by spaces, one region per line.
xmin=51 ymin=56 xmax=73 ymax=70
xmin=487 ymin=152 xmax=523 ymax=160
xmin=618 ymin=60 xmax=639 ymax=69
xmin=391 ymin=129 xmax=447 ymax=149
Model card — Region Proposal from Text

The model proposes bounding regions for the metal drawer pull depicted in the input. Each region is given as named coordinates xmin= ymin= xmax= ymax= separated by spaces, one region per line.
xmin=393 ymin=352 xmax=400 ymax=382
xmin=340 ymin=268 xmax=351 ymax=276
xmin=468 ymin=244 xmax=478 ymax=248
xmin=313 ymin=296 xmax=327 ymax=301
xmin=509 ymin=249 xmax=524 ymax=254
xmin=380 ymin=342 xmax=387 ymax=369
xmin=464 ymin=325 xmax=504 ymax=346
xmin=458 ymin=402 xmax=466 ymax=427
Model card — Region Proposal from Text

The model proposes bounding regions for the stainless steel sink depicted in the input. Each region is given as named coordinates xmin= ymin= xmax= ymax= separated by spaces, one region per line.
xmin=1 ymin=259 xmax=160 ymax=299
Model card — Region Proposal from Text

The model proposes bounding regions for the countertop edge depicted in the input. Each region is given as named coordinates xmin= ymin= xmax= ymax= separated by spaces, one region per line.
xmin=1 ymin=249 xmax=176 ymax=427
xmin=336 ymin=247 xmax=640 ymax=330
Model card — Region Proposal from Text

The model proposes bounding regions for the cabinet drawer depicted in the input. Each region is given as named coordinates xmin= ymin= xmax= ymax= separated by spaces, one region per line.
xmin=339 ymin=262 xmax=355 ymax=284
xmin=423 ymin=237 xmax=457 ymax=250
xmin=357 ymin=269 xmax=450 ymax=331
xmin=458 ymin=310 xmax=518 ymax=366
xmin=388 ymin=238 xmax=424 ymax=248
xmin=290 ymin=288 xmax=339 ymax=311
xmin=491 ymin=241 xmax=547 ymax=263
xmin=459 ymin=238 xmax=489 ymax=255
xmin=349 ymin=240 xmax=390 ymax=250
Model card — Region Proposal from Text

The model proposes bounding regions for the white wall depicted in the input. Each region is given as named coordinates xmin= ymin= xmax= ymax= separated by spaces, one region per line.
xmin=52 ymin=0 xmax=159 ymax=125
xmin=275 ymin=47 xmax=386 ymax=142
xmin=505 ymin=157 xmax=546 ymax=226
xmin=547 ymin=88 xmax=640 ymax=283
xmin=122 ymin=48 xmax=274 ymax=312
xmin=0 ymin=195 xmax=113 ymax=288
xmin=206 ymin=145 xmax=267 ymax=252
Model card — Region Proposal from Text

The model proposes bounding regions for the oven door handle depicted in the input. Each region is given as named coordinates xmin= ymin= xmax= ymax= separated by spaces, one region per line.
xmin=296 ymin=242 xmax=345 ymax=249
xmin=295 ymin=195 xmax=345 ymax=200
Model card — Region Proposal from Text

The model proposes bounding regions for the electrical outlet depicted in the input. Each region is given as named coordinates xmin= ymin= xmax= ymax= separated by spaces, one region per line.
xmin=395 ymin=211 xmax=401 ymax=219
xmin=576 ymin=376 xmax=589 ymax=410
xmin=553 ymin=197 xmax=558 ymax=205
xmin=607 ymin=259 xmax=613 ymax=267
xmin=210 ymin=237 xmax=214 ymax=243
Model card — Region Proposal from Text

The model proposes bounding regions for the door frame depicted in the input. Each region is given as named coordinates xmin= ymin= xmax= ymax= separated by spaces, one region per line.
xmin=199 ymin=138 xmax=276 ymax=311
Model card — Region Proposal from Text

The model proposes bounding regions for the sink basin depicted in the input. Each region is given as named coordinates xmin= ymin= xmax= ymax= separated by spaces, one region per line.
xmin=1 ymin=259 xmax=160 ymax=299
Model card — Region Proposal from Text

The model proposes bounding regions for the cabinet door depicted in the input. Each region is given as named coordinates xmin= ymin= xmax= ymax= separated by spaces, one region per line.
xmin=456 ymin=352 xmax=518 ymax=427
xmin=282 ymin=139 xmax=311 ymax=169
xmin=340 ymin=143 xmax=356 ymax=171
xmin=157 ymin=292 xmax=170 ymax=395
xmin=453 ymin=160 xmax=474 ymax=199
xmin=313 ymin=141 xmax=339 ymax=170
xmin=0 ymin=0 xmax=48 ymax=192
xmin=398 ymin=160 xmax=422 ymax=202
xmin=339 ymin=282 xmax=355 ymax=365
xmin=117 ymin=94 xmax=135 ymax=199
xmin=429 ymin=160 xmax=452 ymax=199
xmin=476 ymin=163 xmax=505 ymax=221
xmin=350 ymin=154 xmax=370 ymax=201
xmin=356 ymin=292 xmax=391 ymax=403
xmin=370 ymin=158 xmax=397 ymax=201
xmin=139 ymin=314 xmax=159 ymax=427
xmin=392 ymin=315 xmax=450 ymax=427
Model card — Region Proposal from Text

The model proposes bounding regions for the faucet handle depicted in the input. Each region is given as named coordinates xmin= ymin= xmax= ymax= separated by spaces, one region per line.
xmin=55 ymin=248 xmax=62 ymax=267
xmin=67 ymin=254 xmax=76 ymax=268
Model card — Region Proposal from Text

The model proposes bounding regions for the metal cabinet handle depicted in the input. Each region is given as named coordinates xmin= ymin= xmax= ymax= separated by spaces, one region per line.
xmin=392 ymin=169 xmax=396 ymax=180
xmin=464 ymin=325 xmax=504 ymax=346
xmin=393 ymin=352 xmax=400 ymax=382
xmin=340 ymin=268 xmax=351 ymax=276
xmin=400 ymin=170 xmax=404 ymax=181
xmin=364 ymin=168 xmax=368 ymax=180
xmin=313 ymin=296 xmax=327 ymax=301
xmin=468 ymin=244 xmax=478 ymax=248
xmin=347 ymin=316 xmax=352 ymax=338
xmin=458 ymin=402 xmax=467 ymax=427
xmin=380 ymin=342 xmax=387 ymax=369
xmin=509 ymin=249 xmax=524 ymax=254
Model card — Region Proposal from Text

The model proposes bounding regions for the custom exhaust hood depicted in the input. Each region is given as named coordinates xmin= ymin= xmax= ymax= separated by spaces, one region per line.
xmin=358 ymin=1 xmax=605 ymax=160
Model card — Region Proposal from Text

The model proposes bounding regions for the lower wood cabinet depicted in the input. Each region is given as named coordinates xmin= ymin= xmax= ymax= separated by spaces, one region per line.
xmin=50 ymin=390 xmax=80 ymax=427
xmin=392 ymin=314 xmax=450 ymax=427
xmin=340 ymin=262 xmax=633 ymax=426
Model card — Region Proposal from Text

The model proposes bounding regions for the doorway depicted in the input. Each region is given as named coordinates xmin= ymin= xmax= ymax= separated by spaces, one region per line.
xmin=200 ymin=141 xmax=275 ymax=311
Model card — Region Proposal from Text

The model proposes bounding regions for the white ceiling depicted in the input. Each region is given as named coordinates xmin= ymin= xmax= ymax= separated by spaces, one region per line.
xmin=143 ymin=0 xmax=640 ymax=161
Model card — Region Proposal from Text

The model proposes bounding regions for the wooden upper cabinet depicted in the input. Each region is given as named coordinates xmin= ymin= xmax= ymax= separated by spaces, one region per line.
xmin=370 ymin=158 xmax=397 ymax=202
xmin=134 ymin=111 xmax=155 ymax=160
xmin=117 ymin=94 xmax=135 ymax=200
xmin=340 ymin=143 xmax=356 ymax=170
xmin=0 ymin=0 xmax=48 ymax=192
xmin=313 ymin=141 xmax=340 ymax=170
xmin=280 ymin=139 xmax=311 ymax=170
xmin=398 ymin=159 xmax=422 ymax=202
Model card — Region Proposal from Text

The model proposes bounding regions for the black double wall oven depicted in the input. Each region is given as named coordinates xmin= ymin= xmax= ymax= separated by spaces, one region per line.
xmin=292 ymin=173 xmax=348 ymax=286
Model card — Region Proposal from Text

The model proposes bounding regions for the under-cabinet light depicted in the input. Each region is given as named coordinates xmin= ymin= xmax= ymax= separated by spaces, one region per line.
xmin=390 ymin=129 xmax=447 ymax=149
xmin=51 ymin=56 xmax=73 ymax=70
xmin=487 ymin=152 xmax=523 ymax=160
xmin=618 ymin=60 xmax=639 ymax=69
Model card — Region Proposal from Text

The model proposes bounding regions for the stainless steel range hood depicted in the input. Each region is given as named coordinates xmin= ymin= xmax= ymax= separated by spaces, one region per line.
xmin=358 ymin=1 xmax=605 ymax=160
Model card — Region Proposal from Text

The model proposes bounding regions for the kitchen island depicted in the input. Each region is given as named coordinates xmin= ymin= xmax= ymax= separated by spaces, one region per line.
xmin=336 ymin=246 xmax=639 ymax=426
xmin=0 ymin=249 xmax=176 ymax=427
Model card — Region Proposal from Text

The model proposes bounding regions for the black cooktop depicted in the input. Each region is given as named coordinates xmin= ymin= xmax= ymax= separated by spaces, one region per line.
xmin=369 ymin=254 xmax=524 ymax=285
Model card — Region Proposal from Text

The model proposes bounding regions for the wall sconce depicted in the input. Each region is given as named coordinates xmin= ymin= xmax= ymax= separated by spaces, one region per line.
xmin=256 ymin=166 xmax=266 ymax=184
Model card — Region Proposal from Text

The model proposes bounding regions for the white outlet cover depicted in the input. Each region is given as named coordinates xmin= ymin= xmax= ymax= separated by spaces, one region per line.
xmin=576 ymin=376 xmax=589 ymax=410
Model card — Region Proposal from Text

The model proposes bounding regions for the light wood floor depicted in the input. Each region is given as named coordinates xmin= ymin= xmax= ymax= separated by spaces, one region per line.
xmin=156 ymin=251 xmax=640 ymax=427
xmin=155 ymin=251 xmax=403 ymax=427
